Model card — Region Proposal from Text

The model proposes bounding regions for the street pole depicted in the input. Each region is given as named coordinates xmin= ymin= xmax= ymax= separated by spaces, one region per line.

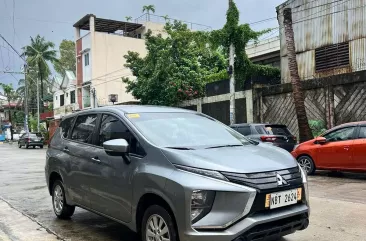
xmin=36 ymin=78 xmax=40 ymax=132
xmin=228 ymin=0 xmax=236 ymax=125
xmin=24 ymin=65 xmax=29 ymax=134
xmin=229 ymin=44 xmax=236 ymax=125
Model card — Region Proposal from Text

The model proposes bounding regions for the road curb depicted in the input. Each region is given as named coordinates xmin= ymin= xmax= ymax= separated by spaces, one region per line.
xmin=0 ymin=196 xmax=68 ymax=241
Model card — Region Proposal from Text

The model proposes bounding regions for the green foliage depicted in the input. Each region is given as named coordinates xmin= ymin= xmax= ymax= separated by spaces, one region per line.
xmin=125 ymin=16 xmax=133 ymax=22
xmin=123 ymin=21 xmax=226 ymax=106
xmin=28 ymin=114 xmax=38 ymax=132
xmin=203 ymin=70 xmax=229 ymax=83
xmin=14 ymin=111 xmax=25 ymax=124
xmin=54 ymin=40 xmax=76 ymax=75
xmin=309 ymin=120 xmax=327 ymax=137
xmin=210 ymin=0 xmax=280 ymax=82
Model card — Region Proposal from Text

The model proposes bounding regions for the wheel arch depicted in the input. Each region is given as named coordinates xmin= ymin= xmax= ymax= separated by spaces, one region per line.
xmin=135 ymin=192 xmax=177 ymax=236
xmin=48 ymin=171 xmax=63 ymax=195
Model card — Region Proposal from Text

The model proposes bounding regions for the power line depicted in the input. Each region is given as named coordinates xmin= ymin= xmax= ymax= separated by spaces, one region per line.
xmin=292 ymin=0 xmax=345 ymax=14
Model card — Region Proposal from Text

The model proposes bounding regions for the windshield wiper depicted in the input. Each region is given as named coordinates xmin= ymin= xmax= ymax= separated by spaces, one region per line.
xmin=165 ymin=147 xmax=195 ymax=150
xmin=205 ymin=144 xmax=243 ymax=149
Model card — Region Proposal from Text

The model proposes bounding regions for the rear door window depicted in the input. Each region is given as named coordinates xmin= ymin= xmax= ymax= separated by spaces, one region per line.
xmin=71 ymin=114 xmax=98 ymax=144
xmin=358 ymin=126 xmax=366 ymax=138
xmin=255 ymin=126 xmax=266 ymax=134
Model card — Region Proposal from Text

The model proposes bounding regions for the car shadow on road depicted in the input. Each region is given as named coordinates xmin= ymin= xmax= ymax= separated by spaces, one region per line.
xmin=315 ymin=170 xmax=366 ymax=181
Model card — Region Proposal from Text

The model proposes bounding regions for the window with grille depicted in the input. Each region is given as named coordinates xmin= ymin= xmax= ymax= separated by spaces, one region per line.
xmin=315 ymin=42 xmax=349 ymax=72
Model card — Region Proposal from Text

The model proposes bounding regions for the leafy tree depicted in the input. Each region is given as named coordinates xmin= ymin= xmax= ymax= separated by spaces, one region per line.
xmin=22 ymin=35 xmax=58 ymax=111
xmin=0 ymin=83 xmax=17 ymax=140
xmin=123 ymin=21 xmax=226 ymax=106
xmin=142 ymin=5 xmax=156 ymax=21
xmin=209 ymin=0 xmax=280 ymax=83
xmin=125 ymin=16 xmax=133 ymax=22
xmin=54 ymin=40 xmax=76 ymax=75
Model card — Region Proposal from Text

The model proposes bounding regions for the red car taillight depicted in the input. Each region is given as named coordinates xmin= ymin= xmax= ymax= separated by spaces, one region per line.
xmin=260 ymin=135 xmax=277 ymax=142
xmin=25 ymin=138 xmax=31 ymax=143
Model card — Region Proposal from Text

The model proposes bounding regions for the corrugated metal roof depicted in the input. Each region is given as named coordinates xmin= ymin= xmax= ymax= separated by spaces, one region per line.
xmin=278 ymin=0 xmax=366 ymax=55
xmin=278 ymin=0 xmax=366 ymax=83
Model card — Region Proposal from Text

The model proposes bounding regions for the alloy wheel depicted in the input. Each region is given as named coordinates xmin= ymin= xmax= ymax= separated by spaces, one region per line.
xmin=298 ymin=157 xmax=312 ymax=173
xmin=53 ymin=185 xmax=64 ymax=215
xmin=146 ymin=214 xmax=170 ymax=241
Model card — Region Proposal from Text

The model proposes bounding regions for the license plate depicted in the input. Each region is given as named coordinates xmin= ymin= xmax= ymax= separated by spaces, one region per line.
xmin=265 ymin=188 xmax=302 ymax=209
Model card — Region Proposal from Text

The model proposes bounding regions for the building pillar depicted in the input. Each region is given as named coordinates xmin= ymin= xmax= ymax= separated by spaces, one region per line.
xmin=245 ymin=89 xmax=254 ymax=123
xmin=74 ymin=27 xmax=80 ymax=40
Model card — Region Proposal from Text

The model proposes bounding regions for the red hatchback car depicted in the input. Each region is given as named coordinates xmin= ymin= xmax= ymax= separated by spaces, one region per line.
xmin=292 ymin=121 xmax=366 ymax=174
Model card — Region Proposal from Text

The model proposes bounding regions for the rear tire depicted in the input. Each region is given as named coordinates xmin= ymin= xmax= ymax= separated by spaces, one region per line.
xmin=141 ymin=205 xmax=178 ymax=241
xmin=25 ymin=144 xmax=29 ymax=149
xmin=297 ymin=155 xmax=316 ymax=175
xmin=52 ymin=180 xmax=75 ymax=219
xmin=18 ymin=143 xmax=22 ymax=148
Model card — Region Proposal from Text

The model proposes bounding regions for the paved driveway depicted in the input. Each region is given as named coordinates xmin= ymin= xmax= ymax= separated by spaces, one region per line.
xmin=0 ymin=144 xmax=366 ymax=241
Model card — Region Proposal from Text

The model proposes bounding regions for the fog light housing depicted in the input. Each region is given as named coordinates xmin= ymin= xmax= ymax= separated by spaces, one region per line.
xmin=191 ymin=190 xmax=215 ymax=224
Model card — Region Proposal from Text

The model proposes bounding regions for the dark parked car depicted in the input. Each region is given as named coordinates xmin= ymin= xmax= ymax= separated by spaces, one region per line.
xmin=46 ymin=106 xmax=309 ymax=241
xmin=18 ymin=132 xmax=44 ymax=149
xmin=230 ymin=123 xmax=297 ymax=152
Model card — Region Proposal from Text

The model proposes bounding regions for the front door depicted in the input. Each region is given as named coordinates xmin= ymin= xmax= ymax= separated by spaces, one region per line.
xmin=317 ymin=126 xmax=357 ymax=170
xmin=88 ymin=114 xmax=145 ymax=223
xmin=352 ymin=126 xmax=366 ymax=171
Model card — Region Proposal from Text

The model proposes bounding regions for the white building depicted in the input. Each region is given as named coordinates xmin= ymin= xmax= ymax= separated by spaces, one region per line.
xmin=53 ymin=71 xmax=79 ymax=120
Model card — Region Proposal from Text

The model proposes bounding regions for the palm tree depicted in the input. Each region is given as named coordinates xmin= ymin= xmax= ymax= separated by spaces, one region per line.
xmin=163 ymin=15 xmax=169 ymax=22
xmin=22 ymin=35 xmax=58 ymax=112
xmin=142 ymin=5 xmax=156 ymax=21
xmin=125 ymin=16 xmax=132 ymax=22
xmin=0 ymin=83 xmax=17 ymax=140
xmin=283 ymin=8 xmax=313 ymax=142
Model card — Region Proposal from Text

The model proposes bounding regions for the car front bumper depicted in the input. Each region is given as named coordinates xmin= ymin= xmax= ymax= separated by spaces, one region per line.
xmin=181 ymin=204 xmax=309 ymax=241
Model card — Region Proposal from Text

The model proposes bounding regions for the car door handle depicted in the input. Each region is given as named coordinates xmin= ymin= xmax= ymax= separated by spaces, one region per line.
xmin=344 ymin=146 xmax=350 ymax=150
xmin=63 ymin=147 xmax=70 ymax=152
xmin=91 ymin=157 xmax=101 ymax=163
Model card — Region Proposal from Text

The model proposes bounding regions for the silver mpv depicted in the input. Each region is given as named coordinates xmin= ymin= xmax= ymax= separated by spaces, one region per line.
xmin=45 ymin=106 xmax=309 ymax=241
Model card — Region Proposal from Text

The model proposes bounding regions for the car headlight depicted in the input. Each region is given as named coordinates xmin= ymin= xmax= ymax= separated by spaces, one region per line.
xmin=298 ymin=163 xmax=310 ymax=209
xmin=191 ymin=190 xmax=215 ymax=224
xmin=174 ymin=164 xmax=228 ymax=182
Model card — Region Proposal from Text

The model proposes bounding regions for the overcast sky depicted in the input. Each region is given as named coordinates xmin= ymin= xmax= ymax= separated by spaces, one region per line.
xmin=0 ymin=0 xmax=284 ymax=89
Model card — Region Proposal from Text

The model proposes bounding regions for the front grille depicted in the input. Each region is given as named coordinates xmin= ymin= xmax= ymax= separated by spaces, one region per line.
xmin=221 ymin=167 xmax=302 ymax=192
xmin=233 ymin=213 xmax=309 ymax=241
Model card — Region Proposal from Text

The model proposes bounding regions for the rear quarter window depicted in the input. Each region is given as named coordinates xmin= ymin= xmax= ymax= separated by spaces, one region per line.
xmin=236 ymin=126 xmax=251 ymax=136
xmin=60 ymin=117 xmax=75 ymax=139
xmin=266 ymin=126 xmax=292 ymax=135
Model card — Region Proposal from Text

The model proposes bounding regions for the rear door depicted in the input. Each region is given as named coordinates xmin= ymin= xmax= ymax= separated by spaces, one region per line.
xmin=317 ymin=126 xmax=357 ymax=170
xmin=66 ymin=114 xmax=98 ymax=207
xmin=352 ymin=125 xmax=366 ymax=171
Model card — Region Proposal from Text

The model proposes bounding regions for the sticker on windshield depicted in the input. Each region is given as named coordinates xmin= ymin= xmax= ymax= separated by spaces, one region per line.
xmin=127 ymin=113 xmax=140 ymax=118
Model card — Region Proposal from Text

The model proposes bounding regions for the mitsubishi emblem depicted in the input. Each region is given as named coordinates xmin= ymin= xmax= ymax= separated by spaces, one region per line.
xmin=276 ymin=173 xmax=287 ymax=186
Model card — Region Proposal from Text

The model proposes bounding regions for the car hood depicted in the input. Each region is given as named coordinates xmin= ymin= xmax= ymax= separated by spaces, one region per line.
xmin=161 ymin=143 xmax=297 ymax=173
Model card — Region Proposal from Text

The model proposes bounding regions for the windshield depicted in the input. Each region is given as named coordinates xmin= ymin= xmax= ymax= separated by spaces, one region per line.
xmin=126 ymin=112 xmax=251 ymax=148
xmin=29 ymin=133 xmax=42 ymax=137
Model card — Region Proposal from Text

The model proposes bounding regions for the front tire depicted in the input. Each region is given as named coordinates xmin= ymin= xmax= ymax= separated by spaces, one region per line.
xmin=141 ymin=205 xmax=178 ymax=241
xmin=297 ymin=155 xmax=316 ymax=175
xmin=40 ymin=145 xmax=44 ymax=149
xmin=18 ymin=143 xmax=22 ymax=148
xmin=52 ymin=180 xmax=75 ymax=219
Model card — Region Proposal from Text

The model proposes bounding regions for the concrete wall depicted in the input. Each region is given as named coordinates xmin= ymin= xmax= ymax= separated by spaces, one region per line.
xmin=81 ymin=33 xmax=92 ymax=83
xmin=92 ymin=32 xmax=147 ymax=105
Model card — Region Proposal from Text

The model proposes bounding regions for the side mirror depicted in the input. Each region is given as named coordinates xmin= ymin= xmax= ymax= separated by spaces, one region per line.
xmin=103 ymin=139 xmax=129 ymax=154
xmin=315 ymin=136 xmax=327 ymax=144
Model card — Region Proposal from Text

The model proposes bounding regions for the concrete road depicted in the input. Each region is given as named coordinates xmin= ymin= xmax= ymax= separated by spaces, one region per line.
xmin=0 ymin=144 xmax=366 ymax=241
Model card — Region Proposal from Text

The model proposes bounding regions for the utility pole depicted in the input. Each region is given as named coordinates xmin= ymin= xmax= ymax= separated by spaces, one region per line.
xmin=283 ymin=8 xmax=312 ymax=142
xmin=0 ymin=34 xmax=30 ymax=134
xmin=229 ymin=1 xmax=236 ymax=125
xmin=36 ymin=78 xmax=40 ymax=132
